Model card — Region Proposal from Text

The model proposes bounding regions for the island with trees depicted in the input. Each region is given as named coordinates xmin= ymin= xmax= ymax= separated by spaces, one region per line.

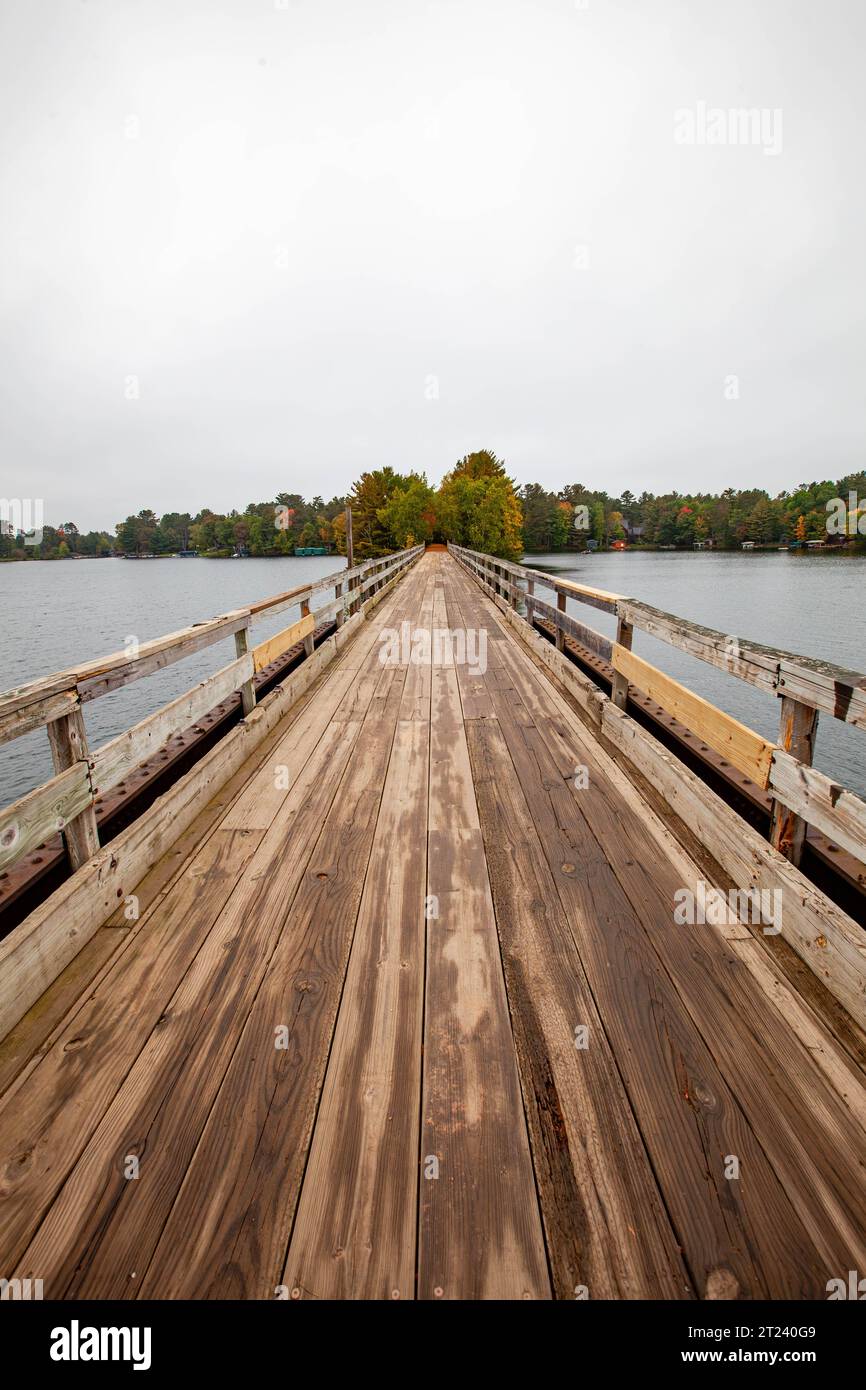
xmin=2 ymin=453 xmax=864 ymax=562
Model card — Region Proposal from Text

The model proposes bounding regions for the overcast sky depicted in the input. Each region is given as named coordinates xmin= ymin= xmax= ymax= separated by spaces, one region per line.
xmin=1 ymin=0 xmax=864 ymax=531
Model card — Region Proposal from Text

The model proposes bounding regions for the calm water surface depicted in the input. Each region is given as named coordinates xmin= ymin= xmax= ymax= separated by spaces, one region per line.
xmin=1 ymin=549 xmax=864 ymax=805
xmin=524 ymin=550 xmax=865 ymax=799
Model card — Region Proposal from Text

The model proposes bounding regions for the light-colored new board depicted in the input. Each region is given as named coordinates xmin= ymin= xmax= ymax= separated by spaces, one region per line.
xmin=611 ymin=640 xmax=776 ymax=786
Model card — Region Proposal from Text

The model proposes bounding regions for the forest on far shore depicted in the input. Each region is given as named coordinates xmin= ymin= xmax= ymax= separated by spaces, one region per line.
xmin=3 ymin=453 xmax=865 ymax=562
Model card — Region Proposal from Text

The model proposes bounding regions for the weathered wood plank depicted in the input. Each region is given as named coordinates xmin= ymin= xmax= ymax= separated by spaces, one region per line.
xmin=0 ymin=825 xmax=264 ymax=1277
xmin=0 ymin=617 xmax=363 ymax=1042
xmin=75 ymin=611 xmax=251 ymax=702
xmin=461 ymin=710 xmax=691 ymax=1298
xmin=0 ymin=927 xmax=130 ymax=1098
xmin=233 ymin=624 xmax=256 ymax=716
xmin=528 ymin=593 xmax=613 ymax=661
xmin=140 ymin=573 xmax=429 ymax=1298
xmin=611 ymin=641 xmax=776 ymax=787
xmin=451 ymin=546 xmax=624 ymax=613
xmin=0 ymin=762 xmax=92 ymax=873
xmin=45 ymin=705 xmax=100 ymax=869
xmin=90 ymin=653 xmax=254 ymax=795
xmin=619 ymin=600 xmax=781 ymax=694
xmin=283 ymin=585 xmax=433 ymax=1300
xmin=12 ymin=713 xmax=369 ymax=1295
xmin=0 ymin=687 xmax=79 ymax=746
xmin=450 ymin=565 xmax=826 ymax=1298
xmin=418 ymin=588 xmax=549 ymax=1300
xmin=0 ymin=692 xmax=333 ymax=1101
xmin=770 ymin=749 xmax=866 ymax=866
xmin=508 ymin=637 xmax=866 ymax=1126
xmin=611 ymin=615 xmax=633 ymax=709
xmin=602 ymin=700 xmax=866 ymax=1030
xmin=769 ymin=696 xmax=819 ymax=865
xmin=282 ymin=724 xmax=430 ymax=1300
xmin=777 ymin=656 xmax=866 ymax=729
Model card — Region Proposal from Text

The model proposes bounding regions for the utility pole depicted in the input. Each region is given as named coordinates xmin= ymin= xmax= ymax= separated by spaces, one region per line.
xmin=345 ymin=505 xmax=354 ymax=568
xmin=345 ymin=505 xmax=355 ymax=614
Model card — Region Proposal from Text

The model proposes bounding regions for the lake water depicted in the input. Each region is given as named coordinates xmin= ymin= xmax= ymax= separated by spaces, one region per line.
xmin=523 ymin=550 xmax=866 ymax=799
xmin=1 ymin=549 xmax=864 ymax=807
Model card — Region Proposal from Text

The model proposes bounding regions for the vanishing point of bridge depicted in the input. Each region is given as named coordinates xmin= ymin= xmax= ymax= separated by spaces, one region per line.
xmin=0 ymin=546 xmax=864 ymax=1300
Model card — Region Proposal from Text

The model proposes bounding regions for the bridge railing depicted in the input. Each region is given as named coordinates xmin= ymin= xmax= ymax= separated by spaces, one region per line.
xmin=0 ymin=545 xmax=424 ymax=877
xmin=447 ymin=543 xmax=866 ymax=874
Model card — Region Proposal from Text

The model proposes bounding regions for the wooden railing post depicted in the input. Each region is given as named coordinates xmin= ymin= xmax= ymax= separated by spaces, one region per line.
xmin=46 ymin=705 xmax=100 ymax=869
xmin=770 ymin=696 xmax=819 ymax=865
xmin=300 ymin=598 xmax=315 ymax=657
xmin=612 ymin=616 xmax=633 ymax=710
xmin=233 ymin=622 xmax=257 ymax=717
xmin=556 ymin=591 xmax=566 ymax=651
xmin=335 ymin=581 xmax=344 ymax=629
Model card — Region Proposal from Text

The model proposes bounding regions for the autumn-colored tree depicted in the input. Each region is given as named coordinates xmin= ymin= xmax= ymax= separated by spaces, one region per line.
xmin=437 ymin=452 xmax=523 ymax=560
xmin=347 ymin=468 xmax=405 ymax=557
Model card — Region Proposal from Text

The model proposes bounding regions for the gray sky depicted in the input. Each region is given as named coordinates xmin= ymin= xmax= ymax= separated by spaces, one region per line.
xmin=1 ymin=0 xmax=864 ymax=531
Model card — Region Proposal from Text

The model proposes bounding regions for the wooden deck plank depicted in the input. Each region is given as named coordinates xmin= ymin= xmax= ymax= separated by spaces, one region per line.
xmin=441 ymin=569 xmax=692 ymax=1299
xmin=462 ymin=712 xmax=691 ymax=1298
xmin=137 ymin=573 xmax=432 ymax=1298
xmin=282 ymin=581 xmax=434 ymax=1299
xmin=449 ymin=557 xmax=866 ymax=1294
xmin=494 ymin=584 xmax=866 ymax=1178
xmin=0 ymin=826 xmax=264 ymax=1276
xmin=13 ymin=717 xmax=369 ymax=1295
xmin=0 ymin=688 xmax=347 ymax=1100
xmin=417 ymin=574 xmax=550 ymax=1300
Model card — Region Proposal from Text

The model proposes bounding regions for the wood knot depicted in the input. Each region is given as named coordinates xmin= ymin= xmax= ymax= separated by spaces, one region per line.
xmin=704 ymin=1267 xmax=739 ymax=1300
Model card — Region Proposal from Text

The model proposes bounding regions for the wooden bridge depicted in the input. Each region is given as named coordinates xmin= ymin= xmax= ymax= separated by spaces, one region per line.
xmin=0 ymin=544 xmax=865 ymax=1300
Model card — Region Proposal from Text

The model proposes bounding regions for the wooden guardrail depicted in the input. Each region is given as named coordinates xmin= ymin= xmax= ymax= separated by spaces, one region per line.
xmin=448 ymin=543 xmax=866 ymax=874
xmin=0 ymin=545 xmax=423 ymax=878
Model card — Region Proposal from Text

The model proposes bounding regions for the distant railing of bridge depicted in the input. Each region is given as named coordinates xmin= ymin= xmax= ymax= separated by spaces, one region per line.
xmin=447 ymin=542 xmax=866 ymax=876
xmin=0 ymin=545 xmax=424 ymax=878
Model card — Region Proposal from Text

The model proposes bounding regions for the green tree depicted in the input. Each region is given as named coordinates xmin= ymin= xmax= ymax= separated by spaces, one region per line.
xmin=438 ymin=469 xmax=523 ymax=560
xmin=378 ymin=475 xmax=437 ymax=548
xmin=116 ymin=510 xmax=158 ymax=556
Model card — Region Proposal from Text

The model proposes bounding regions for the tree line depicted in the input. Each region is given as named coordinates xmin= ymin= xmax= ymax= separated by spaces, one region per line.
xmin=3 ymin=457 xmax=864 ymax=562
